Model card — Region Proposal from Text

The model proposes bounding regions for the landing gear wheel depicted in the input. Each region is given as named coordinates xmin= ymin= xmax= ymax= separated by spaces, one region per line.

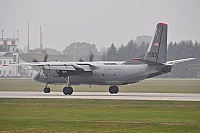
xmin=63 ymin=87 xmax=73 ymax=95
xmin=109 ymin=85 xmax=119 ymax=94
xmin=44 ymin=87 xmax=50 ymax=93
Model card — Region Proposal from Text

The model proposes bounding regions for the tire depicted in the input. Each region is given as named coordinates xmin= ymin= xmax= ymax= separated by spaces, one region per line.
xmin=109 ymin=85 xmax=119 ymax=94
xmin=44 ymin=87 xmax=50 ymax=93
xmin=63 ymin=87 xmax=73 ymax=95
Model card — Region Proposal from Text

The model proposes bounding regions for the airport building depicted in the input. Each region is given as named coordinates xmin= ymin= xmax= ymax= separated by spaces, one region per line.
xmin=0 ymin=38 xmax=20 ymax=77
xmin=0 ymin=34 xmax=38 ymax=78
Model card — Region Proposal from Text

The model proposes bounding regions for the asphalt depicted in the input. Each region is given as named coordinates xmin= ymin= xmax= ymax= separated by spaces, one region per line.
xmin=0 ymin=91 xmax=199 ymax=101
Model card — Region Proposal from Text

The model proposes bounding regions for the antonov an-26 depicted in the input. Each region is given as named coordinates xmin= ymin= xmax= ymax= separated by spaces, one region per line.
xmin=12 ymin=23 xmax=196 ymax=95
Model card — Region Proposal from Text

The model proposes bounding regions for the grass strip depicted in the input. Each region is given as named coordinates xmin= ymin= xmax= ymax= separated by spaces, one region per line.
xmin=0 ymin=78 xmax=200 ymax=93
xmin=0 ymin=99 xmax=199 ymax=132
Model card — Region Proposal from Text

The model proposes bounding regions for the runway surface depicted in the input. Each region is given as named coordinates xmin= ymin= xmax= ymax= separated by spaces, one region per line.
xmin=0 ymin=91 xmax=199 ymax=101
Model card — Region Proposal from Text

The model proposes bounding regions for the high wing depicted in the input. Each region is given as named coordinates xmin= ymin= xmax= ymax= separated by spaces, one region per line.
xmin=9 ymin=61 xmax=93 ymax=73
xmin=7 ymin=61 xmax=125 ymax=72
xmin=31 ymin=62 xmax=93 ymax=72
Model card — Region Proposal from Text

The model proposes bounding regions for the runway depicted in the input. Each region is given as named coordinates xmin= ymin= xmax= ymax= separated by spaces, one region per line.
xmin=0 ymin=91 xmax=199 ymax=101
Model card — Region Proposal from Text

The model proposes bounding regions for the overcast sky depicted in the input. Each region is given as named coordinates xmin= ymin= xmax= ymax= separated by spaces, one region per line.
xmin=0 ymin=0 xmax=199 ymax=51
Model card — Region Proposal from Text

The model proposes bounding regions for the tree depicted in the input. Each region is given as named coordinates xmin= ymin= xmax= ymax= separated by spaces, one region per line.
xmin=102 ymin=50 xmax=106 ymax=61
xmin=137 ymin=41 xmax=147 ymax=58
xmin=168 ymin=41 xmax=175 ymax=60
xmin=106 ymin=43 xmax=117 ymax=61
xmin=117 ymin=44 xmax=125 ymax=61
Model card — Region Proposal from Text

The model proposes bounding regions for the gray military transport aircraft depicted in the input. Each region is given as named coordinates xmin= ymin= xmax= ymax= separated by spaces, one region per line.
xmin=10 ymin=22 xmax=195 ymax=95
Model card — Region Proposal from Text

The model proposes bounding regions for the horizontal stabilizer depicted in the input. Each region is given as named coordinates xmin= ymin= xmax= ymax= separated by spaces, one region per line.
xmin=165 ymin=58 xmax=196 ymax=65
xmin=133 ymin=58 xmax=163 ymax=65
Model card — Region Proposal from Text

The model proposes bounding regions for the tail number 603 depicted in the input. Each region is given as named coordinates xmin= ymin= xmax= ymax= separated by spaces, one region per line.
xmin=149 ymin=52 xmax=158 ymax=57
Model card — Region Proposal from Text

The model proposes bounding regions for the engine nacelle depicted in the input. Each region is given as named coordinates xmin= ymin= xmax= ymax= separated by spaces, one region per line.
xmin=42 ymin=64 xmax=85 ymax=78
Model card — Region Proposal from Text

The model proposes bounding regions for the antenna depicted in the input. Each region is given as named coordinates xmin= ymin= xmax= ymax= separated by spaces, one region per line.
xmin=73 ymin=36 xmax=76 ymax=62
xmin=28 ymin=20 xmax=30 ymax=53
xmin=17 ymin=30 xmax=20 ymax=62
xmin=2 ymin=29 xmax=4 ymax=39
xmin=40 ymin=26 xmax=43 ymax=53
xmin=17 ymin=30 xmax=19 ymax=53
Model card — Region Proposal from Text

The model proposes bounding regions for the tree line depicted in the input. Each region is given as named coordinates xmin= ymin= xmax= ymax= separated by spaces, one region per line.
xmin=105 ymin=40 xmax=200 ymax=78
xmin=105 ymin=40 xmax=148 ymax=61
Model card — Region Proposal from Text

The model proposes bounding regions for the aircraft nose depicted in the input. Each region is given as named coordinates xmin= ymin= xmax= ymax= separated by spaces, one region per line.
xmin=33 ymin=71 xmax=41 ymax=81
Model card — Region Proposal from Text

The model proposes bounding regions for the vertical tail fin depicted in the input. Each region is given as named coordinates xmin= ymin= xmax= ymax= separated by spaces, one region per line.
xmin=144 ymin=23 xmax=167 ymax=63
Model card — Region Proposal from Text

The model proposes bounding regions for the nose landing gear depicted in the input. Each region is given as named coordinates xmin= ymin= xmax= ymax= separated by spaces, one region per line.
xmin=44 ymin=84 xmax=50 ymax=93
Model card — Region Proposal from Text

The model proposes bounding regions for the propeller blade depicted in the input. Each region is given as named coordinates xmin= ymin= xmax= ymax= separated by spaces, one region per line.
xmin=32 ymin=58 xmax=39 ymax=62
xmin=32 ymin=51 xmax=49 ymax=62
xmin=44 ymin=53 xmax=49 ymax=62
xmin=89 ymin=53 xmax=94 ymax=62
xmin=79 ymin=58 xmax=84 ymax=62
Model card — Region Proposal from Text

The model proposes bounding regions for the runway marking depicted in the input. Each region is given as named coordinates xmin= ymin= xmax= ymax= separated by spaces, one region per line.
xmin=0 ymin=91 xmax=199 ymax=101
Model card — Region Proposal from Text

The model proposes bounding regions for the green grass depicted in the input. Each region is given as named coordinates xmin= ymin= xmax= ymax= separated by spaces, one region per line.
xmin=0 ymin=99 xmax=200 ymax=132
xmin=0 ymin=79 xmax=199 ymax=132
xmin=0 ymin=78 xmax=200 ymax=93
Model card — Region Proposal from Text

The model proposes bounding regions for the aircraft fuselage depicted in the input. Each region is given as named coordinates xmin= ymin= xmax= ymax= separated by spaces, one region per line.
xmin=34 ymin=63 xmax=161 ymax=85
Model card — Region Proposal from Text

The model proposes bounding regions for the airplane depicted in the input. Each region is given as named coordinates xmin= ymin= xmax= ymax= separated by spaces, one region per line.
xmin=8 ymin=22 xmax=195 ymax=95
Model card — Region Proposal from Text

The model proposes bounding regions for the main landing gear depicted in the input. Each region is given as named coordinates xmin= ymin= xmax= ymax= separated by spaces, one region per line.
xmin=63 ymin=76 xmax=73 ymax=95
xmin=109 ymin=85 xmax=119 ymax=94
xmin=63 ymin=86 xmax=73 ymax=95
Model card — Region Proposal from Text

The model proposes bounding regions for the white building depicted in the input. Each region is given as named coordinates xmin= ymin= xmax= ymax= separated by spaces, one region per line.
xmin=0 ymin=38 xmax=20 ymax=77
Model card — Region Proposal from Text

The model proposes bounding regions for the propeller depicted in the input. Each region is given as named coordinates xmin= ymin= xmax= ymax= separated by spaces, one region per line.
xmin=32 ymin=53 xmax=49 ymax=62
xmin=78 ymin=53 xmax=95 ymax=62
xmin=44 ymin=53 xmax=49 ymax=62
xmin=89 ymin=53 xmax=94 ymax=62
xmin=32 ymin=58 xmax=39 ymax=62
xmin=79 ymin=58 xmax=84 ymax=62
